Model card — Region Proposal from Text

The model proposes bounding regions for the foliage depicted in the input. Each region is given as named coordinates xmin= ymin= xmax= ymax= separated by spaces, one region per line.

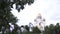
xmin=25 ymin=25 xmax=29 ymax=31
xmin=33 ymin=26 xmax=41 ymax=33
xmin=20 ymin=25 xmax=40 ymax=34
xmin=44 ymin=23 xmax=60 ymax=34
xmin=0 ymin=0 xmax=34 ymax=34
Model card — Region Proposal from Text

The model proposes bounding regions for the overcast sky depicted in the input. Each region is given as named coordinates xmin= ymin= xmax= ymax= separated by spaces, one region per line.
xmin=11 ymin=0 xmax=60 ymax=26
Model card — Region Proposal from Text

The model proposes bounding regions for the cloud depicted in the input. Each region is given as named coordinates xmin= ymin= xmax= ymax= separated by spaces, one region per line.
xmin=11 ymin=0 xmax=60 ymax=26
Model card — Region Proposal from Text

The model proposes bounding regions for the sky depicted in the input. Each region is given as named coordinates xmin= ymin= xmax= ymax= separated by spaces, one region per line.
xmin=11 ymin=0 xmax=60 ymax=26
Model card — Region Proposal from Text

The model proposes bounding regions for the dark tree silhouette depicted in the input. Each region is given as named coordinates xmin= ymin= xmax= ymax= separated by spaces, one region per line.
xmin=33 ymin=26 xmax=41 ymax=33
xmin=44 ymin=23 xmax=60 ymax=34
xmin=25 ymin=25 xmax=29 ymax=31
xmin=0 ymin=0 xmax=34 ymax=34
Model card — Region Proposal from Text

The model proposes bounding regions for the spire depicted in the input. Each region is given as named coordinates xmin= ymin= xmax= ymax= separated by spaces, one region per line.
xmin=37 ymin=13 xmax=42 ymax=19
xmin=34 ymin=13 xmax=45 ymax=31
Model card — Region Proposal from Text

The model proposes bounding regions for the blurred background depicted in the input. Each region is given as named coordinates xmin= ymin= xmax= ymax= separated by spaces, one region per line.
xmin=0 ymin=0 xmax=60 ymax=34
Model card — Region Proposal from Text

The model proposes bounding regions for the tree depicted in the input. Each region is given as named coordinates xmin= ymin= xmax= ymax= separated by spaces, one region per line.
xmin=44 ymin=26 xmax=49 ymax=34
xmin=0 ymin=0 xmax=34 ymax=34
xmin=44 ymin=24 xmax=55 ymax=34
xmin=44 ymin=23 xmax=60 ymax=34
xmin=12 ymin=24 xmax=19 ymax=34
xmin=33 ymin=26 xmax=41 ymax=33
xmin=25 ymin=25 xmax=29 ymax=31
xmin=55 ymin=23 xmax=60 ymax=34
